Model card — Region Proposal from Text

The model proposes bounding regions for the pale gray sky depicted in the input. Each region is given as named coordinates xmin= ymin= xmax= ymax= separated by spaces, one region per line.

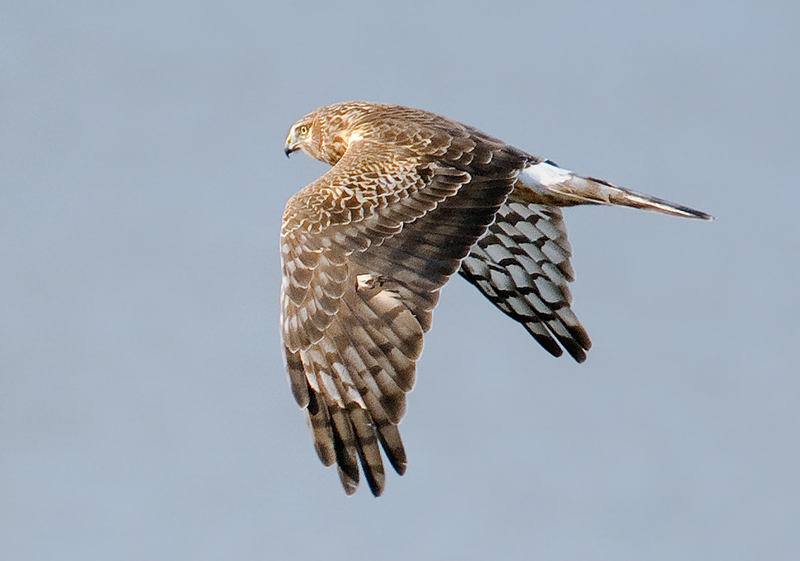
xmin=2 ymin=1 xmax=799 ymax=559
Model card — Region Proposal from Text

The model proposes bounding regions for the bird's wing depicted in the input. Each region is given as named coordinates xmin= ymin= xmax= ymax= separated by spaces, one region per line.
xmin=459 ymin=158 xmax=711 ymax=361
xmin=281 ymin=136 xmax=523 ymax=495
xmin=459 ymin=187 xmax=591 ymax=362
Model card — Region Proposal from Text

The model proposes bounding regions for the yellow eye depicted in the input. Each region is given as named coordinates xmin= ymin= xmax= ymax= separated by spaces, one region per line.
xmin=299 ymin=125 xmax=308 ymax=136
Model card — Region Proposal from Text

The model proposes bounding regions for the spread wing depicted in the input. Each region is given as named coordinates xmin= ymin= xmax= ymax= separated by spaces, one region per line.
xmin=458 ymin=157 xmax=711 ymax=362
xmin=281 ymin=133 xmax=526 ymax=496
xmin=459 ymin=186 xmax=592 ymax=362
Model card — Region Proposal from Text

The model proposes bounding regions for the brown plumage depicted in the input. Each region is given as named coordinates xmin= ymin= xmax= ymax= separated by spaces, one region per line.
xmin=281 ymin=101 xmax=711 ymax=496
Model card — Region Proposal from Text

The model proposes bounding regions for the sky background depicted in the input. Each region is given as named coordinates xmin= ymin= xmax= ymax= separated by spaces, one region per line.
xmin=2 ymin=1 xmax=799 ymax=559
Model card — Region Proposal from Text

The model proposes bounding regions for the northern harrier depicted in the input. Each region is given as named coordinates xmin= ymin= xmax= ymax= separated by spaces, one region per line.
xmin=281 ymin=101 xmax=710 ymax=496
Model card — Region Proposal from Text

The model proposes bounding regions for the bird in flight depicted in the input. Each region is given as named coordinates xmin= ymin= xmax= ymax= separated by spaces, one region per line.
xmin=281 ymin=101 xmax=711 ymax=496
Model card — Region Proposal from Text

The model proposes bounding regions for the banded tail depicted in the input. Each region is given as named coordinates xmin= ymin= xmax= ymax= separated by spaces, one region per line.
xmin=517 ymin=160 xmax=713 ymax=220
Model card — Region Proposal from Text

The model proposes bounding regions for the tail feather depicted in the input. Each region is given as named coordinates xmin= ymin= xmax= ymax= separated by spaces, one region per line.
xmin=518 ymin=161 xmax=713 ymax=220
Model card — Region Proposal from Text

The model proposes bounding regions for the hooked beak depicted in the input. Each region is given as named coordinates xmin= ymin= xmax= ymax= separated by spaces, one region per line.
xmin=284 ymin=130 xmax=300 ymax=158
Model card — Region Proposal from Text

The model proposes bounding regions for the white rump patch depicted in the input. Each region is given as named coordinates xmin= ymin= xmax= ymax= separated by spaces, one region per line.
xmin=519 ymin=162 xmax=573 ymax=193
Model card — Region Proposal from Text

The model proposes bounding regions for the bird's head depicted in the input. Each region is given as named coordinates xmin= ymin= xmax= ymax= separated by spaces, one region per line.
xmin=284 ymin=116 xmax=317 ymax=159
xmin=285 ymin=102 xmax=387 ymax=166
